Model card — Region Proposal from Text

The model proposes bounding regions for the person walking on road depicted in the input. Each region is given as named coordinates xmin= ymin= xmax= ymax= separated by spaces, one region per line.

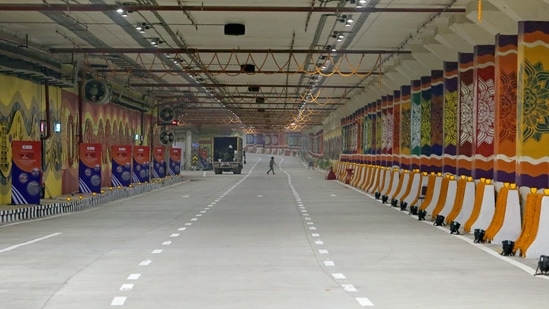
xmin=267 ymin=157 xmax=276 ymax=175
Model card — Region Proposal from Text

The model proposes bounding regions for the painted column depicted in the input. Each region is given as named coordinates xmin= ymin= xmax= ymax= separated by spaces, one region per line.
xmin=365 ymin=102 xmax=375 ymax=164
xmin=185 ymin=130 xmax=192 ymax=170
xmin=458 ymin=53 xmax=475 ymax=177
xmin=411 ymin=80 xmax=422 ymax=171
xmin=400 ymin=86 xmax=412 ymax=170
xmin=517 ymin=21 xmax=549 ymax=188
xmin=473 ymin=45 xmax=496 ymax=180
xmin=420 ymin=76 xmax=432 ymax=172
xmin=431 ymin=70 xmax=444 ymax=174
xmin=393 ymin=90 xmax=401 ymax=168
xmin=382 ymin=96 xmax=391 ymax=167
xmin=375 ymin=99 xmax=382 ymax=165
xmin=443 ymin=62 xmax=459 ymax=175
xmin=494 ymin=35 xmax=518 ymax=184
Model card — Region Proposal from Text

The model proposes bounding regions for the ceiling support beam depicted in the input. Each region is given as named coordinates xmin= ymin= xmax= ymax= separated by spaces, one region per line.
xmin=105 ymin=69 xmax=382 ymax=76
xmin=0 ymin=4 xmax=466 ymax=13
xmin=132 ymin=83 xmax=365 ymax=88
xmin=49 ymin=48 xmax=411 ymax=55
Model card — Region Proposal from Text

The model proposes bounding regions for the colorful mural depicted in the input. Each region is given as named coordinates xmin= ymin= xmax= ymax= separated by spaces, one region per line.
xmin=517 ymin=21 xmax=549 ymax=188
xmin=494 ymin=35 xmax=518 ymax=184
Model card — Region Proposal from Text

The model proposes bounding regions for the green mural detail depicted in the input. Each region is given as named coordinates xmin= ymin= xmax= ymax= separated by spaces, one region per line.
xmin=522 ymin=60 xmax=549 ymax=143
xmin=420 ymin=97 xmax=432 ymax=148
xmin=400 ymin=109 xmax=411 ymax=152
xmin=444 ymin=90 xmax=458 ymax=147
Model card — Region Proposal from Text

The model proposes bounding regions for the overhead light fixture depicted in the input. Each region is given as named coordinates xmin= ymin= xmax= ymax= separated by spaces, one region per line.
xmin=149 ymin=38 xmax=163 ymax=46
xmin=338 ymin=14 xmax=353 ymax=26
xmin=136 ymin=23 xmax=149 ymax=33
xmin=117 ymin=8 xmax=128 ymax=17
xmin=332 ymin=32 xmax=345 ymax=41
xmin=345 ymin=16 xmax=354 ymax=26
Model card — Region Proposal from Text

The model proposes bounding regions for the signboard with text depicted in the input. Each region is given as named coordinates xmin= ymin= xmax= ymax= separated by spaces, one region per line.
xmin=111 ymin=145 xmax=132 ymax=187
xmin=152 ymin=146 xmax=166 ymax=179
xmin=11 ymin=141 xmax=42 ymax=205
xmin=79 ymin=143 xmax=102 ymax=193
xmin=132 ymin=145 xmax=150 ymax=183
xmin=168 ymin=148 xmax=181 ymax=176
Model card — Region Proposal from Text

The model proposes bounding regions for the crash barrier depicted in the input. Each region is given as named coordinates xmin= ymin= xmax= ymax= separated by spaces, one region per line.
xmin=417 ymin=173 xmax=441 ymax=215
xmin=463 ymin=179 xmax=495 ymax=234
xmin=0 ymin=176 xmax=185 ymax=225
xmin=334 ymin=160 xmax=549 ymax=262
xmin=483 ymin=183 xmax=521 ymax=244
xmin=519 ymin=193 xmax=549 ymax=258
xmin=512 ymin=189 xmax=549 ymax=258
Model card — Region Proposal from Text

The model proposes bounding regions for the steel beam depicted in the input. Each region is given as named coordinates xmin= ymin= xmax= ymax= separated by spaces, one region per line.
xmin=0 ymin=4 xmax=466 ymax=13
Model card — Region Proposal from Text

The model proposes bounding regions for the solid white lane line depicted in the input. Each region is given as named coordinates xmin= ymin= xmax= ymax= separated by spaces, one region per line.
xmin=127 ymin=274 xmax=141 ymax=280
xmin=120 ymin=284 xmax=134 ymax=291
xmin=0 ymin=232 xmax=62 ymax=254
xmin=111 ymin=296 xmax=127 ymax=306
xmin=356 ymin=297 xmax=375 ymax=306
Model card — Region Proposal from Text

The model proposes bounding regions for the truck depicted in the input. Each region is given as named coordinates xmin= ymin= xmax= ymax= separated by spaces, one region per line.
xmin=212 ymin=136 xmax=244 ymax=174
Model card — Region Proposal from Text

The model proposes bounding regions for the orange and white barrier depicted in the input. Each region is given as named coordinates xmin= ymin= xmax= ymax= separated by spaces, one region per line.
xmin=418 ymin=174 xmax=443 ymax=214
xmin=463 ymin=179 xmax=495 ymax=234
xmin=483 ymin=184 xmax=521 ymax=244
xmin=519 ymin=193 xmax=549 ymax=258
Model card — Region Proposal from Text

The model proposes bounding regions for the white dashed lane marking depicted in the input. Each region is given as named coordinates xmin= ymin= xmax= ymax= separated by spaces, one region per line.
xmin=152 ymin=249 xmax=162 ymax=254
xmin=127 ymin=274 xmax=141 ymax=280
xmin=170 ymin=233 xmax=180 ymax=237
xmin=111 ymin=296 xmax=127 ymax=306
xmin=342 ymin=284 xmax=358 ymax=292
xmin=139 ymin=260 xmax=152 ymax=266
xmin=356 ymin=297 xmax=375 ymax=307
xmin=332 ymin=273 xmax=346 ymax=279
xmin=120 ymin=283 xmax=134 ymax=291
xmin=162 ymin=241 xmax=172 ymax=245
xmin=324 ymin=260 xmax=335 ymax=266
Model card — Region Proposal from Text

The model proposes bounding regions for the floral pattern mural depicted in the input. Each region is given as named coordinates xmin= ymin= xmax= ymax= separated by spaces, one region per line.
xmin=476 ymin=78 xmax=496 ymax=146
xmin=521 ymin=60 xmax=549 ymax=143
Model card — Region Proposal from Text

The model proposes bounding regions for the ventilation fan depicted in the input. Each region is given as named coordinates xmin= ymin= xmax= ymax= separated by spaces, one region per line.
xmin=82 ymin=79 xmax=111 ymax=105
xmin=158 ymin=106 xmax=176 ymax=123
xmin=159 ymin=130 xmax=175 ymax=146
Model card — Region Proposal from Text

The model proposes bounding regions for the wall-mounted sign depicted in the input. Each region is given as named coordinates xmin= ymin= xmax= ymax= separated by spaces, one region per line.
xmin=11 ymin=141 xmax=42 ymax=205
xmin=111 ymin=145 xmax=132 ymax=187
xmin=79 ymin=143 xmax=102 ymax=193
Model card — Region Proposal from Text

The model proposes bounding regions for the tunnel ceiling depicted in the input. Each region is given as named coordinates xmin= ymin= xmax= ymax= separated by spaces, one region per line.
xmin=0 ymin=0 xmax=469 ymax=134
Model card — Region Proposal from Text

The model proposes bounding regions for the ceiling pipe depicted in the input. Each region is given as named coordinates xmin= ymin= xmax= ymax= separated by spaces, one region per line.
xmin=101 ymin=69 xmax=382 ymax=75
xmin=0 ymin=4 xmax=466 ymax=13
xmin=49 ymin=48 xmax=411 ymax=54
xmin=130 ymin=83 xmax=363 ymax=88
